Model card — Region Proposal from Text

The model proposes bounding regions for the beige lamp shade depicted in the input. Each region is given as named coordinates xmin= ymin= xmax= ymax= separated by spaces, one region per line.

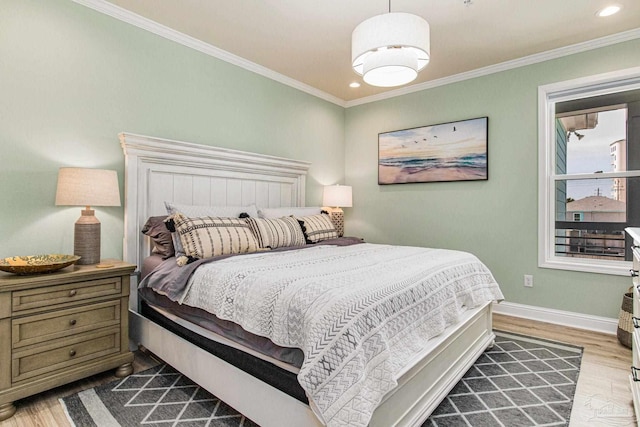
xmin=55 ymin=168 xmax=120 ymax=265
xmin=323 ymin=185 xmax=353 ymax=208
xmin=55 ymin=168 xmax=121 ymax=207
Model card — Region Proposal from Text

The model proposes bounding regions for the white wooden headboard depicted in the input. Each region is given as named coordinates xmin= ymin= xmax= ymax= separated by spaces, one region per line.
xmin=120 ymin=132 xmax=310 ymax=272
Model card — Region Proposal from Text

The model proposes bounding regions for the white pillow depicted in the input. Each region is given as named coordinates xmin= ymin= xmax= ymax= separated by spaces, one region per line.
xmin=258 ymin=206 xmax=322 ymax=219
xmin=165 ymin=202 xmax=259 ymax=218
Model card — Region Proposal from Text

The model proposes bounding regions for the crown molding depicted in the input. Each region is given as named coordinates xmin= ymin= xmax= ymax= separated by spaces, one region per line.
xmin=72 ymin=0 xmax=639 ymax=109
xmin=345 ymin=27 xmax=640 ymax=108
xmin=71 ymin=0 xmax=346 ymax=107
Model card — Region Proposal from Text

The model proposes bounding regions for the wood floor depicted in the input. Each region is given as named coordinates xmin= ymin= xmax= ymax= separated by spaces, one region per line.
xmin=493 ymin=314 xmax=635 ymax=426
xmin=0 ymin=350 xmax=161 ymax=427
xmin=0 ymin=314 xmax=634 ymax=426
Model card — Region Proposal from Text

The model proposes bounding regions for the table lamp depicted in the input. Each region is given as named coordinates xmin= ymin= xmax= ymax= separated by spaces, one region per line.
xmin=322 ymin=185 xmax=352 ymax=237
xmin=55 ymin=168 xmax=121 ymax=265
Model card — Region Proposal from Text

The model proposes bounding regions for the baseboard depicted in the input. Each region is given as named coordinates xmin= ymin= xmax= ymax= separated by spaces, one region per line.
xmin=492 ymin=301 xmax=618 ymax=335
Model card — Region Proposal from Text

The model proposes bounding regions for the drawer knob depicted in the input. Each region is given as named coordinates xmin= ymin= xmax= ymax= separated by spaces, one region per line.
xmin=69 ymin=289 xmax=77 ymax=297
xmin=69 ymin=319 xmax=77 ymax=326
xmin=631 ymin=269 xmax=639 ymax=277
xmin=633 ymin=367 xmax=640 ymax=382
xmin=69 ymin=349 xmax=76 ymax=357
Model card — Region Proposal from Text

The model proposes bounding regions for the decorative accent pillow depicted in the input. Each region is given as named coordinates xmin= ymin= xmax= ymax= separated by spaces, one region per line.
xmin=171 ymin=213 xmax=259 ymax=263
xmin=296 ymin=213 xmax=339 ymax=243
xmin=141 ymin=216 xmax=175 ymax=259
xmin=258 ymin=206 xmax=322 ymax=219
xmin=246 ymin=216 xmax=306 ymax=249
xmin=164 ymin=203 xmax=259 ymax=257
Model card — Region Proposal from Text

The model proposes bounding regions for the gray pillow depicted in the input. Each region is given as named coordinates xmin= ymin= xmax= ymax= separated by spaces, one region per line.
xmin=141 ymin=216 xmax=174 ymax=259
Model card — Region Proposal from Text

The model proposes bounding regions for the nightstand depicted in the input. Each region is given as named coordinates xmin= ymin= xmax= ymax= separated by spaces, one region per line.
xmin=0 ymin=260 xmax=136 ymax=421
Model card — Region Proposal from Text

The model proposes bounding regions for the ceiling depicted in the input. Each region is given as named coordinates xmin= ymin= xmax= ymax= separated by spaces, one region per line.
xmin=100 ymin=0 xmax=640 ymax=104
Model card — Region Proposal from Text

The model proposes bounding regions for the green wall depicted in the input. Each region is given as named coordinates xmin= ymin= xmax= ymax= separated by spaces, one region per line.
xmin=0 ymin=0 xmax=345 ymax=260
xmin=2 ymin=0 xmax=639 ymax=319
xmin=344 ymin=39 xmax=640 ymax=318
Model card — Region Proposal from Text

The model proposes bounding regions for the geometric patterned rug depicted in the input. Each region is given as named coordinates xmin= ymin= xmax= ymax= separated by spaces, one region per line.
xmin=60 ymin=331 xmax=582 ymax=427
xmin=60 ymin=363 xmax=258 ymax=427
xmin=425 ymin=331 xmax=583 ymax=426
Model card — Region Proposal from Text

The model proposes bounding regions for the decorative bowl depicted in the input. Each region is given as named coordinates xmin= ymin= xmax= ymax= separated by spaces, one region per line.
xmin=0 ymin=254 xmax=81 ymax=275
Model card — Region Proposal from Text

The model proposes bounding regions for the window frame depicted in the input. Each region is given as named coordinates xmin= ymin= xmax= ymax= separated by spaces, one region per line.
xmin=538 ymin=67 xmax=640 ymax=276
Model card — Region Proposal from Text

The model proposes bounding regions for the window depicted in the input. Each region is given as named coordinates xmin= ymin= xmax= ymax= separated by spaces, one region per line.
xmin=538 ymin=68 xmax=640 ymax=275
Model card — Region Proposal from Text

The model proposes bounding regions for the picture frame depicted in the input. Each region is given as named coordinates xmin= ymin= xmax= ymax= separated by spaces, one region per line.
xmin=378 ymin=116 xmax=488 ymax=184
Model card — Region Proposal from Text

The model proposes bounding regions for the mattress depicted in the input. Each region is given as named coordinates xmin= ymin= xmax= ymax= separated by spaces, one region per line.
xmin=139 ymin=287 xmax=304 ymax=368
xmin=138 ymin=296 xmax=308 ymax=403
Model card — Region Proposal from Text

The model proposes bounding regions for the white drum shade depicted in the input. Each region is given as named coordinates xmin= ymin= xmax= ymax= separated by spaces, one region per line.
xmin=323 ymin=185 xmax=352 ymax=208
xmin=362 ymin=48 xmax=419 ymax=87
xmin=352 ymin=12 xmax=430 ymax=87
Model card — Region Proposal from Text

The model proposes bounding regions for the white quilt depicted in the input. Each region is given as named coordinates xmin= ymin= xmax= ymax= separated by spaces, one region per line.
xmin=179 ymin=243 xmax=504 ymax=426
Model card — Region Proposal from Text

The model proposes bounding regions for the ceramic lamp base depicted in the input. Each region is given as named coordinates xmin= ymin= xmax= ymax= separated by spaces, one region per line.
xmin=326 ymin=208 xmax=345 ymax=237
xmin=74 ymin=209 xmax=100 ymax=265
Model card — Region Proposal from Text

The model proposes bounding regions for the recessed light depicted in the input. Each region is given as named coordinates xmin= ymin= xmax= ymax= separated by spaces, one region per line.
xmin=349 ymin=82 xmax=361 ymax=88
xmin=597 ymin=5 xmax=621 ymax=17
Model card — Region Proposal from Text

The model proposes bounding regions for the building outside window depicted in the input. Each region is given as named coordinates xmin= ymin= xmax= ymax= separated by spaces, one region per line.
xmin=538 ymin=69 xmax=640 ymax=275
xmin=555 ymin=107 xmax=628 ymax=262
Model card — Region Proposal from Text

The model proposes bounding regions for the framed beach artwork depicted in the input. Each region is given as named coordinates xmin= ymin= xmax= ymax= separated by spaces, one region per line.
xmin=378 ymin=117 xmax=488 ymax=184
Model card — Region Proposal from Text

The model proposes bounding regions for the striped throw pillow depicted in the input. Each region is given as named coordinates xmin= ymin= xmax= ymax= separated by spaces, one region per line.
xmin=296 ymin=213 xmax=338 ymax=243
xmin=246 ymin=216 xmax=306 ymax=249
xmin=172 ymin=213 xmax=259 ymax=261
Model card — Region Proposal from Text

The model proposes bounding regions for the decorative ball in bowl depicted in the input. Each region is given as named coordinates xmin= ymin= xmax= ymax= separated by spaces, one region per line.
xmin=0 ymin=254 xmax=81 ymax=275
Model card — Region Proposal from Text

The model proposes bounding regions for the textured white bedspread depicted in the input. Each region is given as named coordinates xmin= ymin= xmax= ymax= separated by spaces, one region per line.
xmin=180 ymin=243 xmax=504 ymax=426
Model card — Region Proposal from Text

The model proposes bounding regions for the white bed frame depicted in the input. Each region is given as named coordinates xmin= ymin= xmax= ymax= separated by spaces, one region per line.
xmin=121 ymin=132 xmax=495 ymax=427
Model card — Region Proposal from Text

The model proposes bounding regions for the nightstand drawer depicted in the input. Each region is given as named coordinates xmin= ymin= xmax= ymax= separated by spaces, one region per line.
xmin=12 ymin=277 xmax=122 ymax=312
xmin=12 ymin=328 xmax=120 ymax=384
xmin=12 ymin=300 xmax=121 ymax=349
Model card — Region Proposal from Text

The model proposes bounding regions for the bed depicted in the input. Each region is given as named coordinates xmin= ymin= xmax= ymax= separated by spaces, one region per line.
xmin=121 ymin=132 xmax=503 ymax=427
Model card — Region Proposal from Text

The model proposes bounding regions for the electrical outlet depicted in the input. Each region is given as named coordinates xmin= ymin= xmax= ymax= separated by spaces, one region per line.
xmin=524 ymin=274 xmax=534 ymax=288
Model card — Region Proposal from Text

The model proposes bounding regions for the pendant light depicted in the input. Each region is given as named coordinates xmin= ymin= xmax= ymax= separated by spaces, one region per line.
xmin=352 ymin=1 xmax=430 ymax=87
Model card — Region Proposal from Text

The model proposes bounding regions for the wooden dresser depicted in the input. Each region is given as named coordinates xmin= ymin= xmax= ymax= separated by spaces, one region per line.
xmin=627 ymin=228 xmax=640 ymax=425
xmin=0 ymin=260 xmax=135 ymax=421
